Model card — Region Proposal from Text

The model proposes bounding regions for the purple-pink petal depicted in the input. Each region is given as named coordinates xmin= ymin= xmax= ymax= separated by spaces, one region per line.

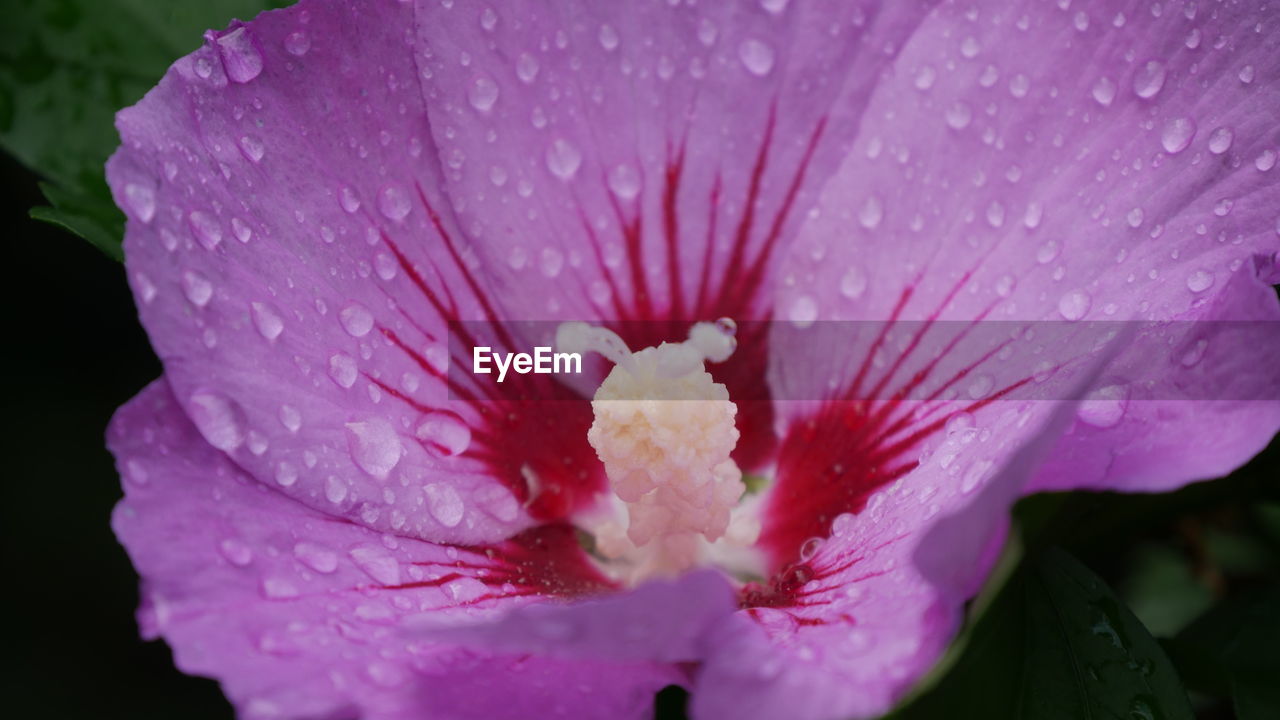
xmin=111 ymin=379 xmax=684 ymax=720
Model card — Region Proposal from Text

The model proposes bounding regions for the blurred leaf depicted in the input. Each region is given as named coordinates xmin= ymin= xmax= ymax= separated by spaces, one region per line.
xmin=1223 ymin=589 xmax=1280 ymax=720
xmin=1119 ymin=543 xmax=1213 ymax=638
xmin=0 ymin=0 xmax=286 ymax=258
xmin=890 ymin=548 xmax=1193 ymax=720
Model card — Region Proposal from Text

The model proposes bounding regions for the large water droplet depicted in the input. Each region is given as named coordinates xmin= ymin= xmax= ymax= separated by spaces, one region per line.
xmin=858 ymin=195 xmax=883 ymax=229
xmin=1077 ymin=384 xmax=1128 ymax=428
xmin=467 ymin=73 xmax=500 ymax=113
xmin=1132 ymin=60 xmax=1166 ymax=99
xmin=238 ymin=134 xmax=265 ymax=162
xmin=840 ymin=266 xmax=868 ymax=300
xmin=339 ymin=302 xmax=374 ymax=337
xmin=328 ymin=353 xmax=358 ymax=389
xmin=251 ymin=301 xmax=284 ymax=340
xmin=346 ymin=419 xmax=402 ymax=480
xmin=349 ymin=546 xmax=400 ymax=585
xmin=416 ymin=413 xmax=472 ymax=458
xmin=124 ymin=183 xmax=156 ymax=223
xmin=545 ymin=138 xmax=582 ymax=180
xmin=219 ymin=538 xmax=254 ymax=566
xmin=424 ymin=483 xmax=465 ymax=527
xmin=187 ymin=391 xmax=246 ymax=451
xmin=182 ymin=270 xmax=214 ymax=307
xmin=737 ymin=38 xmax=775 ymax=76
xmin=598 ymin=23 xmax=620 ymax=50
xmin=1160 ymin=116 xmax=1196 ymax=154
xmin=214 ymin=26 xmax=263 ymax=83
xmin=1058 ymin=289 xmax=1091 ymax=321
xmin=1091 ymin=76 xmax=1116 ymax=106
xmin=788 ymin=295 xmax=817 ymax=328
xmin=324 ymin=475 xmax=348 ymax=504
xmin=607 ymin=164 xmax=641 ymax=200
xmin=377 ymin=185 xmax=411 ymax=221
xmin=1256 ymin=149 xmax=1277 ymax=172
xmin=1207 ymin=126 xmax=1234 ymax=155
xmin=1186 ymin=269 xmax=1214 ymax=293
xmin=293 ymin=541 xmax=338 ymax=573
xmin=516 ymin=52 xmax=540 ymax=83
xmin=189 ymin=211 xmax=223 ymax=250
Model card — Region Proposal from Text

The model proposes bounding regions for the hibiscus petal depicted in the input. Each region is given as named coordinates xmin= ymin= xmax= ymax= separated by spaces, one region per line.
xmin=107 ymin=0 xmax=605 ymax=544
xmin=110 ymin=379 xmax=684 ymax=720
xmin=725 ymin=1 xmax=1279 ymax=717
xmin=409 ymin=0 xmax=938 ymax=469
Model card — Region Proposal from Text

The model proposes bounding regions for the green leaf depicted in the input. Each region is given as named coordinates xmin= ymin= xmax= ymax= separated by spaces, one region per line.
xmin=890 ymin=548 xmax=1193 ymax=720
xmin=0 ymin=0 xmax=287 ymax=258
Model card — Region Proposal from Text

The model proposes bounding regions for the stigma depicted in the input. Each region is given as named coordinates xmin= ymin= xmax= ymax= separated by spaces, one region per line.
xmin=557 ymin=320 xmax=760 ymax=582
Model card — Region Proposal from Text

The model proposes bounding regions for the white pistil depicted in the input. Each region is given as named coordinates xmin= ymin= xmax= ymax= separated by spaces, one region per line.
xmin=558 ymin=320 xmax=760 ymax=581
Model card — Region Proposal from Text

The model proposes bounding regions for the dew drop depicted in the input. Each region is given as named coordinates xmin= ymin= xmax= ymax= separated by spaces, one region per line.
xmin=1077 ymin=384 xmax=1128 ymax=428
xmin=231 ymin=217 xmax=253 ymax=243
xmin=840 ymin=266 xmax=868 ymax=300
xmin=545 ymin=138 xmax=582 ymax=180
xmin=377 ymin=184 xmax=411 ymax=221
xmin=467 ymin=73 xmax=500 ymax=113
xmin=251 ymin=301 xmax=285 ymax=341
xmin=293 ymin=542 xmax=338 ymax=573
xmin=219 ymin=538 xmax=254 ymax=566
xmin=124 ymin=183 xmax=156 ymax=223
xmin=284 ymin=31 xmax=310 ymax=56
xmin=187 ymin=391 xmax=245 ymax=451
xmin=1057 ymin=289 xmax=1091 ymax=321
xmin=238 ymin=134 xmax=265 ymax=162
xmin=1207 ymin=126 xmax=1233 ymax=155
xmin=607 ymin=164 xmax=641 ymax=200
xmin=914 ymin=65 xmax=936 ymax=90
xmin=598 ymin=23 xmax=619 ymax=50
xmin=346 ymin=419 xmax=402 ymax=480
xmin=737 ymin=39 xmax=775 ymax=77
xmin=1091 ymin=76 xmax=1116 ymax=107
xmin=1238 ymin=65 xmax=1255 ymax=84
xmin=189 ymin=210 xmax=223 ymax=250
xmin=1185 ymin=269 xmax=1214 ymax=293
xmin=788 ymin=295 xmax=818 ymax=328
xmin=858 ymin=195 xmax=883 ymax=229
xmin=182 ymin=270 xmax=214 ymax=307
xmin=328 ymin=353 xmax=358 ymax=389
xmin=945 ymin=102 xmax=972 ymax=130
xmin=1132 ymin=60 xmax=1166 ymax=99
xmin=349 ymin=546 xmax=399 ymax=584
xmin=424 ymin=483 xmax=465 ymax=527
xmin=1126 ymin=207 xmax=1144 ymax=228
xmin=1160 ymin=117 xmax=1196 ymax=154
xmin=1255 ymin=149 xmax=1276 ymax=172
xmin=416 ymin=413 xmax=472 ymax=458
xmin=339 ymin=302 xmax=374 ymax=337
xmin=516 ymin=52 xmax=540 ymax=83
xmin=324 ymin=475 xmax=348 ymax=504
xmin=278 ymin=404 xmax=302 ymax=433
xmin=339 ymin=186 xmax=361 ymax=214
xmin=275 ymin=461 xmax=298 ymax=487
xmin=214 ymin=26 xmax=263 ymax=83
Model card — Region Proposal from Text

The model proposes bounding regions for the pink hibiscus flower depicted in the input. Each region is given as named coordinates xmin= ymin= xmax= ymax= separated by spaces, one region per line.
xmin=105 ymin=1 xmax=1279 ymax=718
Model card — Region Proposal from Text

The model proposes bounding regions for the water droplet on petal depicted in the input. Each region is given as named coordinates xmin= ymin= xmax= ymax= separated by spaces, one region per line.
xmin=545 ymin=138 xmax=582 ymax=180
xmin=737 ymin=38 xmax=775 ymax=76
xmin=1091 ymin=76 xmax=1116 ymax=106
xmin=182 ymin=270 xmax=214 ymax=307
xmin=1255 ymin=149 xmax=1276 ymax=172
xmin=251 ymin=301 xmax=284 ymax=340
xmin=328 ymin=353 xmax=358 ymax=389
xmin=858 ymin=195 xmax=883 ymax=229
xmin=424 ymin=483 xmax=465 ymax=527
xmin=1058 ymin=289 xmax=1091 ymax=321
xmin=1186 ymin=269 xmax=1214 ymax=293
xmin=284 ymin=31 xmax=310 ymax=56
xmin=214 ymin=26 xmax=263 ymax=83
xmin=346 ymin=419 xmax=402 ymax=480
xmin=516 ymin=52 xmax=539 ymax=83
xmin=377 ymin=185 xmax=411 ymax=221
xmin=416 ymin=414 xmax=471 ymax=458
xmin=1207 ymin=126 xmax=1234 ymax=155
xmin=1160 ymin=117 xmax=1196 ymax=154
xmin=1238 ymin=65 xmax=1255 ymax=84
xmin=349 ymin=546 xmax=400 ymax=585
xmin=231 ymin=217 xmax=253 ymax=243
xmin=324 ymin=475 xmax=348 ymax=504
xmin=238 ymin=134 xmax=265 ymax=162
xmin=467 ymin=73 xmax=500 ymax=113
xmin=598 ymin=23 xmax=620 ymax=50
xmin=1077 ymin=384 xmax=1128 ymax=428
xmin=124 ymin=183 xmax=156 ymax=223
xmin=840 ymin=266 xmax=868 ymax=300
xmin=219 ymin=538 xmax=254 ymax=566
xmin=1126 ymin=207 xmax=1145 ymax=227
xmin=607 ymin=164 xmax=641 ymax=200
xmin=187 ymin=391 xmax=245 ymax=451
xmin=279 ymin=404 xmax=302 ymax=433
xmin=189 ymin=211 xmax=223 ymax=250
xmin=339 ymin=186 xmax=361 ymax=213
xmin=788 ymin=295 xmax=817 ymax=328
xmin=945 ymin=102 xmax=972 ymax=129
xmin=339 ymin=302 xmax=374 ymax=337
xmin=1133 ymin=60 xmax=1166 ymax=99
xmin=275 ymin=461 xmax=298 ymax=487
xmin=293 ymin=541 xmax=338 ymax=573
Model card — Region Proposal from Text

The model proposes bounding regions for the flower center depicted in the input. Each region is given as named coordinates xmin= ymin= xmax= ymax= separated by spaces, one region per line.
xmin=556 ymin=320 xmax=762 ymax=583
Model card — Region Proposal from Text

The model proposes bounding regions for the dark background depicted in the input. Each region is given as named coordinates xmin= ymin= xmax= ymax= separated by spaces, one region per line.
xmin=1 ymin=152 xmax=230 ymax=718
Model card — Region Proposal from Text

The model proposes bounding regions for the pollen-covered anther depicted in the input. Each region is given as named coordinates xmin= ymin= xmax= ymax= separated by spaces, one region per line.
xmin=558 ymin=320 xmax=755 ymax=580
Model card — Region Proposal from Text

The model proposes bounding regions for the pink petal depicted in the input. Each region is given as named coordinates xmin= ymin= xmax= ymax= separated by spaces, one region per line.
xmin=724 ymin=1 xmax=1280 ymax=717
xmin=110 ymin=379 xmax=681 ymax=720
xmin=107 ymin=0 xmax=604 ymax=544
xmin=410 ymin=0 xmax=938 ymax=469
